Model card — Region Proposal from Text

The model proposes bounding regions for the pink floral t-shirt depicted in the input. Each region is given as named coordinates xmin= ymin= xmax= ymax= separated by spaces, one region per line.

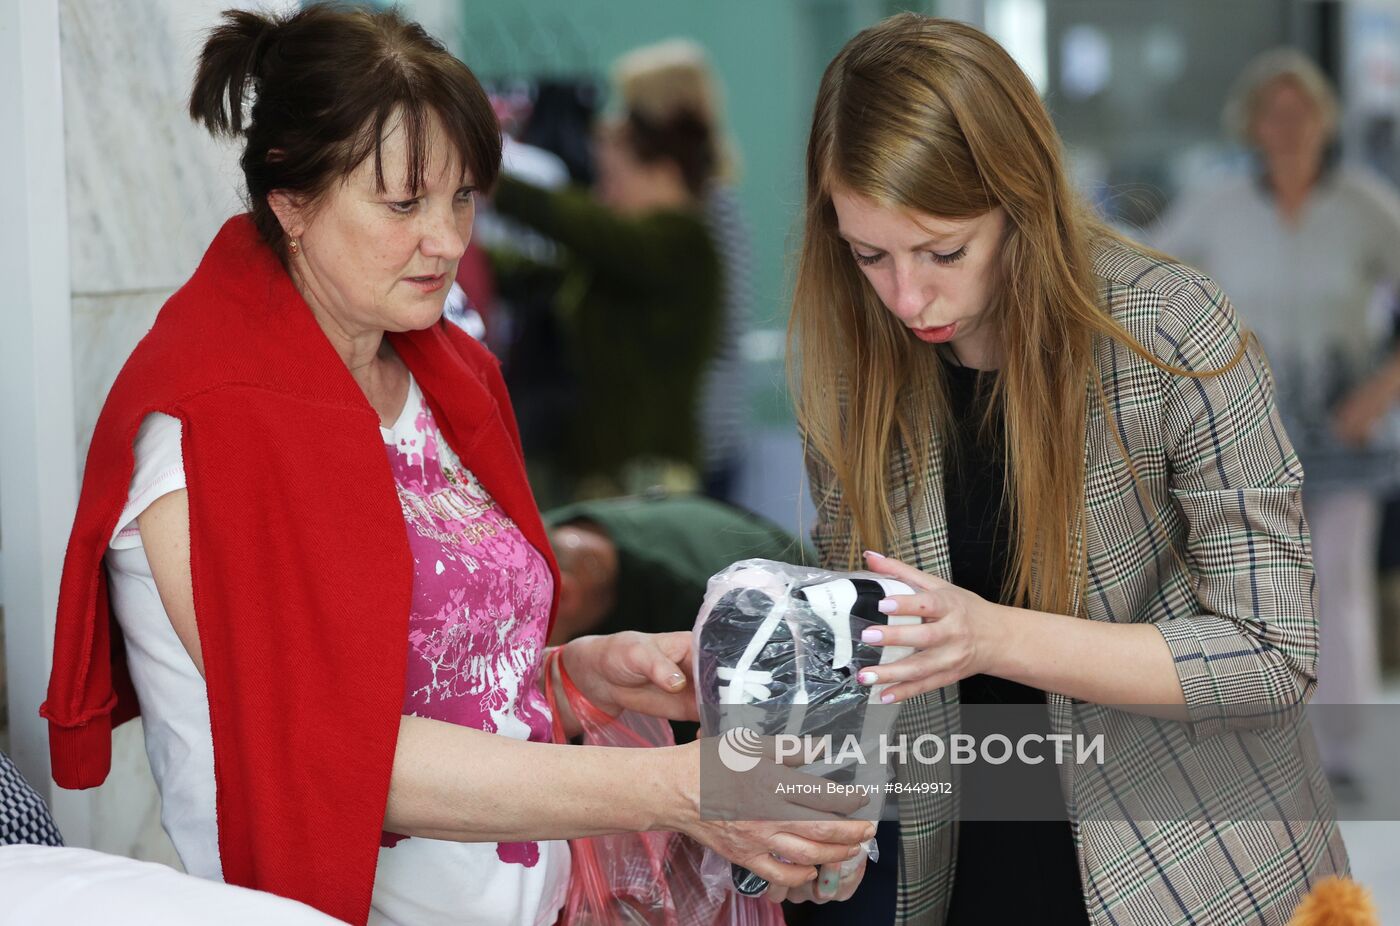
xmin=372 ymin=376 xmax=568 ymax=926
xmin=385 ymin=380 xmax=553 ymax=748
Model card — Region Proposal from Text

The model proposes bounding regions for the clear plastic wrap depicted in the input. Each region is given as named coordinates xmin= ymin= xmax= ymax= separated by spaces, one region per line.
xmin=692 ymin=559 xmax=918 ymax=896
xmin=544 ymin=650 xmax=784 ymax=926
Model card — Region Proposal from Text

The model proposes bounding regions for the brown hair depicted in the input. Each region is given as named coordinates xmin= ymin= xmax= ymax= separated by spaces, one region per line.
xmin=190 ymin=3 xmax=501 ymax=261
xmin=619 ymin=107 xmax=717 ymax=197
xmin=611 ymin=38 xmax=739 ymax=182
xmin=789 ymin=14 xmax=1244 ymax=615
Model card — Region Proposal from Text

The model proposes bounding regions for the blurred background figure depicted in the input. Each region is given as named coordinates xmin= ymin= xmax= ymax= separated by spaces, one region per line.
xmin=612 ymin=40 xmax=756 ymax=504
xmin=543 ymin=492 xmax=810 ymax=646
xmin=544 ymin=491 xmax=808 ymax=747
xmin=1153 ymin=48 xmax=1400 ymax=788
xmin=487 ymin=42 xmax=735 ymax=508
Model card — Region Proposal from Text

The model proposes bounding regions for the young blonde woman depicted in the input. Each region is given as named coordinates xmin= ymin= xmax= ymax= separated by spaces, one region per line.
xmin=788 ymin=15 xmax=1347 ymax=926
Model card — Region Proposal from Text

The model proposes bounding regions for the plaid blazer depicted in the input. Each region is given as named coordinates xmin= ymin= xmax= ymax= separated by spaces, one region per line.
xmin=806 ymin=242 xmax=1349 ymax=925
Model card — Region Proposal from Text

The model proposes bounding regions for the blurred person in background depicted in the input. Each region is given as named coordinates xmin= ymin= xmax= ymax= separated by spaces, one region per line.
xmin=612 ymin=40 xmax=755 ymax=504
xmin=543 ymin=492 xmax=811 ymax=646
xmin=1154 ymin=49 xmax=1400 ymax=789
xmin=490 ymin=54 xmax=726 ymax=505
xmin=544 ymin=492 xmax=809 ymax=748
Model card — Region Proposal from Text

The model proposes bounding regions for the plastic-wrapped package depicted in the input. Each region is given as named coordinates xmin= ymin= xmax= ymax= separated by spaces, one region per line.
xmin=692 ymin=559 xmax=918 ymax=895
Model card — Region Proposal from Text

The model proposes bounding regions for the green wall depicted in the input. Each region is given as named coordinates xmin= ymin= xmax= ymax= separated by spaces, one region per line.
xmin=430 ymin=0 xmax=935 ymax=422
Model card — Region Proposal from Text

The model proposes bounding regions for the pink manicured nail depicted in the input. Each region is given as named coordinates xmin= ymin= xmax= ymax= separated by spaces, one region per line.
xmin=877 ymin=599 xmax=896 ymax=614
xmin=861 ymin=627 xmax=884 ymax=644
xmin=858 ymin=671 xmax=877 ymax=685
xmin=881 ymin=693 xmax=896 ymax=704
xmin=864 ymin=550 xmax=885 ymax=559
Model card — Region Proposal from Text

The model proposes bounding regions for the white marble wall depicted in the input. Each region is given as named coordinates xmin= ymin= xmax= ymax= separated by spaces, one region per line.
xmin=57 ymin=0 xmax=291 ymax=868
xmin=0 ymin=606 xmax=8 ymax=755
xmin=62 ymin=0 xmax=250 ymax=467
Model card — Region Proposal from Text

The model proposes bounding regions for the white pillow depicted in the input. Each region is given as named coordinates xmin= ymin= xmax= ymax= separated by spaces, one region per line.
xmin=0 ymin=846 xmax=344 ymax=925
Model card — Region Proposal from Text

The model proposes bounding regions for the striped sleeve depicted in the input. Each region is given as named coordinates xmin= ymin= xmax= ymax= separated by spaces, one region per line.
xmin=1152 ymin=274 xmax=1318 ymax=736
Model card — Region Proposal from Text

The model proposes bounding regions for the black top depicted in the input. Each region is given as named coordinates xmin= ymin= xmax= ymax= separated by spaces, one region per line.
xmin=939 ymin=356 xmax=1090 ymax=926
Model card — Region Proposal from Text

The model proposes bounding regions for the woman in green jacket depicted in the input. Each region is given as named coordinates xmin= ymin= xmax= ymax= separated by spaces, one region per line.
xmin=493 ymin=108 xmax=723 ymax=504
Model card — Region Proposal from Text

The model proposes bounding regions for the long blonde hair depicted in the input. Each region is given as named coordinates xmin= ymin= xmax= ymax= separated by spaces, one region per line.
xmin=789 ymin=14 xmax=1242 ymax=616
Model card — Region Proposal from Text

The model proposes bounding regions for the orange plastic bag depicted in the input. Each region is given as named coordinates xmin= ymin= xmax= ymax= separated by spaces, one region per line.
xmin=544 ymin=650 xmax=785 ymax=926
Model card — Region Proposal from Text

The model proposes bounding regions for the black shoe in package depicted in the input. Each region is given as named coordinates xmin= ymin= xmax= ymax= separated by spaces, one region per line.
xmin=691 ymin=559 xmax=919 ymax=896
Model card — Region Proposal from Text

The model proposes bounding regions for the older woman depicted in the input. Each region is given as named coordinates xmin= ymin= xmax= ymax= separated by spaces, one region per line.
xmin=1155 ymin=50 xmax=1400 ymax=785
xmin=40 ymin=7 xmax=869 ymax=926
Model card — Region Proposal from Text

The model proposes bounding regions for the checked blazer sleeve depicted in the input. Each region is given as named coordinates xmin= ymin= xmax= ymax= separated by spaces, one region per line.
xmin=1151 ymin=274 xmax=1318 ymax=737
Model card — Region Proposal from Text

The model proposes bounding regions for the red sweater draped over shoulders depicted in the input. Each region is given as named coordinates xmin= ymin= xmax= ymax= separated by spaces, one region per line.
xmin=41 ymin=214 xmax=559 ymax=925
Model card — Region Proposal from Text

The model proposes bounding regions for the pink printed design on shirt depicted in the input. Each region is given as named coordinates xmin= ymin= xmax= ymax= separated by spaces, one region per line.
xmin=384 ymin=385 xmax=554 ymax=867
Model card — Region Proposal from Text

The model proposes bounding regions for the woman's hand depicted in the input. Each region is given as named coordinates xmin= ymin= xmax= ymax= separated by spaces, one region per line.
xmin=561 ymin=631 xmax=698 ymax=721
xmin=685 ymin=816 xmax=871 ymax=894
xmin=1332 ymin=351 xmax=1400 ymax=447
xmin=657 ymin=740 xmax=876 ymax=892
xmin=770 ymin=857 xmax=869 ymax=904
xmin=1332 ymin=377 xmax=1394 ymax=447
xmin=856 ymin=551 xmax=1009 ymax=702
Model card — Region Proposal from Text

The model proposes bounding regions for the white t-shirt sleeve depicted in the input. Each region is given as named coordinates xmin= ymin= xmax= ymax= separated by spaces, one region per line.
xmin=109 ymin=412 xmax=186 ymax=550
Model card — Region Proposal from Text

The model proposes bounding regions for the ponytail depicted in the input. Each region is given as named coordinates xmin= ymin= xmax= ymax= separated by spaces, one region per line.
xmin=184 ymin=3 xmax=500 ymax=263
xmin=188 ymin=9 xmax=279 ymax=137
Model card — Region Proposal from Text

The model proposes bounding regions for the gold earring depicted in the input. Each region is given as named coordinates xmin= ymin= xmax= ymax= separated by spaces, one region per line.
xmin=288 ymin=237 xmax=301 ymax=256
